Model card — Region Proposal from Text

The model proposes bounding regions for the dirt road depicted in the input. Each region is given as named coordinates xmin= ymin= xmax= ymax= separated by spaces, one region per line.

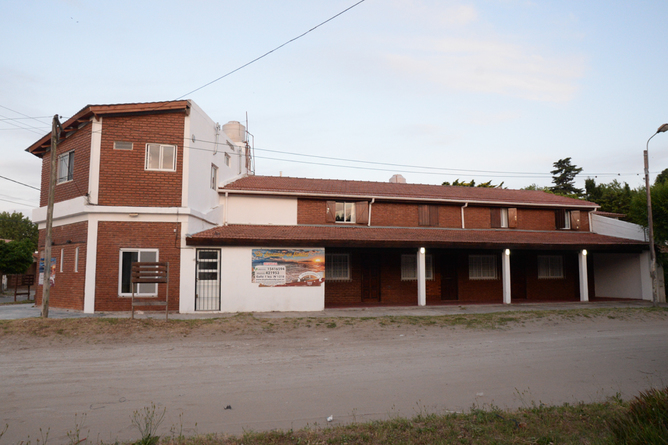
xmin=2 ymin=315 xmax=667 ymax=443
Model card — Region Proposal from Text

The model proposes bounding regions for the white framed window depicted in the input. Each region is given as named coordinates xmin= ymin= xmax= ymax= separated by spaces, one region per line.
xmin=325 ymin=253 xmax=350 ymax=280
xmin=335 ymin=202 xmax=356 ymax=223
xmin=564 ymin=211 xmax=571 ymax=229
xmin=57 ymin=151 xmax=74 ymax=183
xmin=113 ymin=141 xmax=133 ymax=150
xmin=224 ymin=152 xmax=231 ymax=167
xmin=59 ymin=249 xmax=64 ymax=273
xmin=74 ymin=247 xmax=79 ymax=273
xmin=500 ymin=208 xmax=509 ymax=228
xmin=538 ymin=255 xmax=564 ymax=279
xmin=118 ymin=248 xmax=159 ymax=296
xmin=401 ymin=254 xmax=433 ymax=281
xmin=145 ymin=144 xmax=176 ymax=171
xmin=469 ymin=255 xmax=498 ymax=280
xmin=211 ymin=164 xmax=218 ymax=189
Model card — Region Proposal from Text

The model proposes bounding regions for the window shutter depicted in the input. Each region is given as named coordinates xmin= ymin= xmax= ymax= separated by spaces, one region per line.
xmin=570 ymin=210 xmax=581 ymax=230
xmin=326 ymin=201 xmax=336 ymax=223
xmin=418 ymin=205 xmax=429 ymax=226
xmin=508 ymin=208 xmax=518 ymax=228
xmin=555 ymin=209 xmax=566 ymax=229
xmin=490 ymin=208 xmax=501 ymax=228
xmin=355 ymin=201 xmax=369 ymax=225
xmin=429 ymin=205 xmax=439 ymax=227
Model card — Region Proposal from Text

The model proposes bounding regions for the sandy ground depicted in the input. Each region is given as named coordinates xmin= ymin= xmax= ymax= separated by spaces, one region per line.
xmin=1 ymin=314 xmax=668 ymax=443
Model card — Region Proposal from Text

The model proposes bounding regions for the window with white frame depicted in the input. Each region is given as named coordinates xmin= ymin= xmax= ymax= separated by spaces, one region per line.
xmin=500 ymin=208 xmax=509 ymax=228
xmin=325 ymin=253 xmax=350 ymax=280
xmin=59 ymin=249 xmax=64 ymax=273
xmin=401 ymin=254 xmax=434 ymax=280
xmin=57 ymin=151 xmax=74 ymax=183
xmin=224 ymin=152 xmax=231 ymax=167
xmin=113 ymin=141 xmax=133 ymax=150
xmin=564 ymin=211 xmax=571 ymax=229
xmin=537 ymin=255 xmax=564 ymax=279
xmin=119 ymin=249 xmax=159 ymax=296
xmin=211 ymin=164 xmax=218 ymax=189
xmin=335 ymin=202 xmax=356 ymax=223
xmin=74 ymin=247 xmax=79 ymax=273
xmin=145 ymin=144 xmax=176 ymax=171
xmin=469 ymin=255 xmax=498 ymax=280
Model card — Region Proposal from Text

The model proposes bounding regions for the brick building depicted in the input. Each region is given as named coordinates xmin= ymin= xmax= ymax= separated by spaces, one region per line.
xmin=27 ymin=100 xmax=661 ymax=314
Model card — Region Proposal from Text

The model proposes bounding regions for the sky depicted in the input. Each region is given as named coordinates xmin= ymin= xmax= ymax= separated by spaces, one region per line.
xmin=1 ymin=0 xmax=668 ymax=216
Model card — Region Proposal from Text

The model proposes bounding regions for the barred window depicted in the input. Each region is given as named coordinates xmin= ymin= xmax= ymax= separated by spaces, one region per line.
xmin=325 ymin=254 xmax=350 ymax=280
xmin=538 ymin=255 xmax=564 ymax=279
xmin=469 ymin=255 xmax=498 ymax=280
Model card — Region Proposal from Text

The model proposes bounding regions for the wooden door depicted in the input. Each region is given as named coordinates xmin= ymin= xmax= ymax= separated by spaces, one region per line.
xmin=441 ymin=254 xmax=458 ymax=300
xmin=361 ymin=254 xmax=381 ymax=301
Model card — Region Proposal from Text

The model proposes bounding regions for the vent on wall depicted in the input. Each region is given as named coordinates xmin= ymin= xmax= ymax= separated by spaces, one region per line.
xmin=114 ymin=141 xmax=133 ymax=150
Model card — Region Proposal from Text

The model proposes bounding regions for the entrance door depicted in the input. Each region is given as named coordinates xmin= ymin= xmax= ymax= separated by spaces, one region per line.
xmin=361 ymin=254 xmax=381 ymax=302
xmin=441 ymin=254 xmax=458 ymax=300
xmin=195 ymin=249 xmax=221 ymax=311
xmin=511 ymin=252 xmax=527 ymax=300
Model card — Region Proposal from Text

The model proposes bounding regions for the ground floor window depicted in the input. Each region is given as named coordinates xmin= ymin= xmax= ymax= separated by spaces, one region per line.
xmin=401 ymin=254 xmax=433 ymax=280
xmin=537 ymin=255 xmax=564 ymax=279
xmin=119 ymin=248 xmax=159 ymax=296
xmin=325 ymin=253 xmax=350 ymax=280
xmin=469 ymin=254 xmax=497 ymax=280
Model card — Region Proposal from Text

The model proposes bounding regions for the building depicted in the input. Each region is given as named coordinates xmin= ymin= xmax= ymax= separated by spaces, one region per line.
xmin=27 ymin=100 xmax=662 ymax=314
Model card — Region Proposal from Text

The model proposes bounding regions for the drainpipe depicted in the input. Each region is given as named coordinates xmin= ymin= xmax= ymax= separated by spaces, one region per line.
xmin=368 ymin=198 xmax=375 ymax=226
xmin=461 ymin=203 xmax=468 ymax=228
xmin=223 ymin=191 xmax=229 ymax=226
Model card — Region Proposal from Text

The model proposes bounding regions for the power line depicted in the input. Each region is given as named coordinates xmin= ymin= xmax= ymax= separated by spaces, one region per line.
xmin=0 ymin=175 xmax=41 ymax=191
xmin=0 ymin=104 xmax=52 ymax=126
xmin=0 ymin=116 xmax=52 ymax=122
xmin=0 ymin=197 xmax=35 ymax=207
xmin=176 ymin=0 xmax=367 ymax=99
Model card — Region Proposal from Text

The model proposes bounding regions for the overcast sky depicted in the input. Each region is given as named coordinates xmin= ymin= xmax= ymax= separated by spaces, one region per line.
xmin=2 ymin=0 xmax=667 ymax=216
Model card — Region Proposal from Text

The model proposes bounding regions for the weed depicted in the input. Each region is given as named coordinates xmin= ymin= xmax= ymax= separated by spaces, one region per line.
xmin=326 ymin=322 xmax=337 ymax=328
xmin=66 ymin=413 xmax=89 ymax=445
xmin=131 ymin=403 xmax=166 ymax=445
xmin=609 ymin=387 xmax=668 ymax=444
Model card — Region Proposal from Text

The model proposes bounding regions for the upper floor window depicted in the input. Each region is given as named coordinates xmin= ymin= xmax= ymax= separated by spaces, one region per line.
xmin=211 ymin=164 xmax=218 ymax=189
xmin=418 ymin=205 xmax=439 ymax=226
xmin=469 ymin=254 xmax=498 ymax=280
xmin=537 ymin=255 xmax=564 ymax=279
xmin=491 ymin=208 xmax=517 ymax=228
xmin=145 ymin=144 xmax=176 ymax=171
xmin=336 ymin=202 xmax=356 ymax=223
xmin=555 ymin=209 xmax=579 ymax=230
xmin=57 ymin=151 xmax=74 ymax=183
xmin=401 ymin=254 xmax=433 ymax=280
xmin=326 ymin=253 xmax=350 ymax=280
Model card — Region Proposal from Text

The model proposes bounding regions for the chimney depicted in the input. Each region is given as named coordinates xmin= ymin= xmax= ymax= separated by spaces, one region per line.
xmin=389 ymin=174 xmax=406 ymax=184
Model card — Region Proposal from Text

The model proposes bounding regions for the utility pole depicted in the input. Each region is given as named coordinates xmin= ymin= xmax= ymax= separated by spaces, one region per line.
xmin=42 ymin=115 xmax=61 ymax=318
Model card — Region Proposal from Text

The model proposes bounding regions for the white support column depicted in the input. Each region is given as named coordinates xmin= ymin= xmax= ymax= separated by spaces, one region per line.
xmin=83 ymin=217 xmax=98 ymax=313
xmin=417 ymin=247 xmax=426 ymax=306
xmin=578 ymin=249 xmax=589 ymax=302
xmin=502 ymin=249 xmax=511 ymax=304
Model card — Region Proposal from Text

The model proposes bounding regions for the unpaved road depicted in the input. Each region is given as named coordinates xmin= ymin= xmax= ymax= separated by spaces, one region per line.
xmin=2 ymin=316 xmax=667 ymax=443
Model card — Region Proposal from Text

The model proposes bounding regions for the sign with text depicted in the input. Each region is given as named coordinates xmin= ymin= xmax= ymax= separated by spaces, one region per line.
xmin=252 ymin=248 xmax=324 ymax=287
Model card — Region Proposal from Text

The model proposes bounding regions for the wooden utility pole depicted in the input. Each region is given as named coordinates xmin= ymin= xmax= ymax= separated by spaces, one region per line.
xmin=42 ymin=115 xmax=61 ymax=318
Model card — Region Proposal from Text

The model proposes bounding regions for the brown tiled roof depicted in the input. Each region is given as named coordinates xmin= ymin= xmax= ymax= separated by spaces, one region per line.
xmin=222 ymin=176 xmax=598 ymax=208
xmin=187 ymin=224 xmax=646 ymax=251
xmin=26 ymin=100 xmax=191 ymax=157
xmin=593 ymin=210 xmax=626 ymax=218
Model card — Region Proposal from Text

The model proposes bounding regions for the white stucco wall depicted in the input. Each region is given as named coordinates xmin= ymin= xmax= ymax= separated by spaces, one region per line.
xmin=185 ymin=101 xmax=247 ymax=215
xmin=226 ymin=196 xmax=298 ymax=225
xmin=591 ymin=214 xmax=647 ymax=241
xmin=218 ymin=247 xmax=324 ymax=313
xmin=593 ymin=253 xmax=646 ymax=300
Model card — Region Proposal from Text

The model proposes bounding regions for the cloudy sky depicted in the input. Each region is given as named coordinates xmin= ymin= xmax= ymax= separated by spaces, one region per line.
xmin=1 ymin=0 xmax=667 ymax=215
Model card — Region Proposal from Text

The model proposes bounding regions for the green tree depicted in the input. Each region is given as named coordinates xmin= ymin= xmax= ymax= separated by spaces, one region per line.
xmin=521 ymin=184 xmax=551 ymax=192
xmin=629 ymin=181 xmax=668 ymax=245
xmin=0 ymin=211 xmax=38 ymax=250
xmin=584 ymin=178 xmax=636 ymax=217
xmin=550 ymin=158 xmax=583 ymax=196
xmin=0 ymin=239 xmax=34 ymax=275
xmin=654 ymin=168 xmax=668 ymax=185
xmin=442 ymin=179 xmax=504 ymax=188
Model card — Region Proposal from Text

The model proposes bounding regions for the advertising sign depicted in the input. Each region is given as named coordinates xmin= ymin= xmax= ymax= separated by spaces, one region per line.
xmin=252 ymin=248 xmax=325 ymax=287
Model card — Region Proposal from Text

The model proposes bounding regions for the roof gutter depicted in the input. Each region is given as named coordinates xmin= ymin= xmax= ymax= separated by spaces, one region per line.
xmin=218 ymin=189 xmax=599 ymax=210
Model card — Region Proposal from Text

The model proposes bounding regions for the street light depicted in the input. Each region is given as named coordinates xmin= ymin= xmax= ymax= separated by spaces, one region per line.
xmin=645 ymin=123 xmax=668 ymax=306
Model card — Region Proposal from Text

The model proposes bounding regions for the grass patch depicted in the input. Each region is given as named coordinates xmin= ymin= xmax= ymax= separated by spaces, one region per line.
xmin=0 ymin=307 xmax=665 ymax=340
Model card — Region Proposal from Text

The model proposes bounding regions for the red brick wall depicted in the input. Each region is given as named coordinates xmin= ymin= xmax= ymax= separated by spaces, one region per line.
xmin=523 ymin=251 xmax=580 ymax=301
xmin=455 ymin=251 xmax=504 ymax=302
xmin=517 ymin=209 xmax=556 ymax=230
xmin=464 ymin=206 xmax=492 ymax=229
xmin=98 ymin=113 xmax=185 ymax=207
xmin=40 ymin=123 xmax=92 ymax=207
xmin=94 ymin=221 xmax=181 ymax=311
xmin=297 ymin=199 xmax=326 ymax=224
xmin=35 ymin=222 xmax=88 ymax=310
xmin=324 ymin=248 xmax=362 ymax=305
xmin=439 ymin=206 xmax=462 ymax=228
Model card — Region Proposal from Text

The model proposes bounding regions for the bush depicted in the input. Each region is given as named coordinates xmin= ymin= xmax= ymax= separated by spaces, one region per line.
xmin=609 ymin=387 xmax=668 ymax=444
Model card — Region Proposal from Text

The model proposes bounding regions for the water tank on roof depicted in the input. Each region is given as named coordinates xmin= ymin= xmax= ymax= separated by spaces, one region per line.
xmin=223 ymin=121 xmax=246 ymax=143
xmin=389 ymin=174 xmax=406 ymax=183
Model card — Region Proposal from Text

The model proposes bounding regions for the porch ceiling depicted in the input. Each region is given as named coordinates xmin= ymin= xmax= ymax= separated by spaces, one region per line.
xmin=186 ymin=224 xmax=647 ymax=252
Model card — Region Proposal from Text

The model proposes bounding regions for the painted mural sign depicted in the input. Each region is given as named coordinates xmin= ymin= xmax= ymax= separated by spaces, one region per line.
xmin=252 ymin=248 xmax=325 ymax=287
xmin=38 ymin=257 xmax=57 ymax=287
